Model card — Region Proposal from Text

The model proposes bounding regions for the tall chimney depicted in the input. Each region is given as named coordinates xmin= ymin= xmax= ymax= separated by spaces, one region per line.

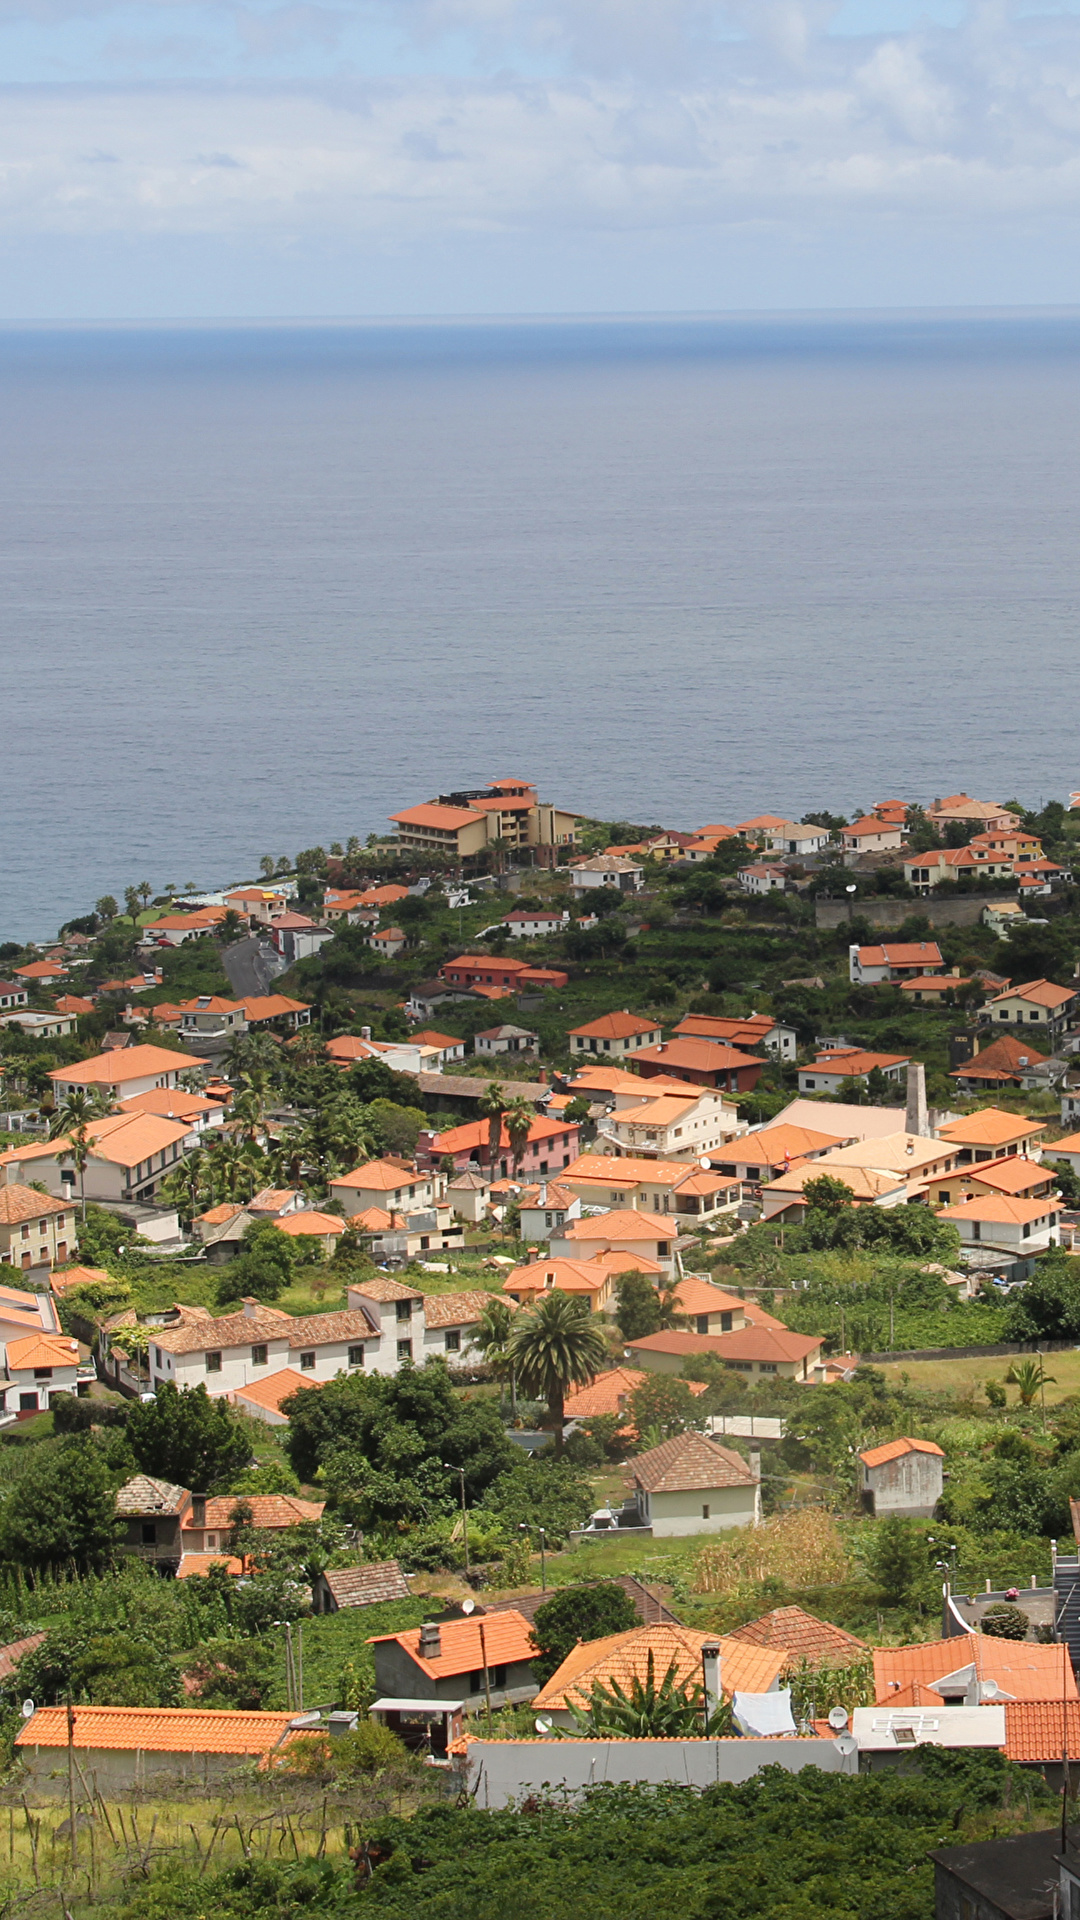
xmin=904 ymin=1060 xmax=927 ymax=1137
xmin=701 ymin=1642 xmax=722 ymax=1722
xmin=418 ymin=1621 xmax=442 ymax=1661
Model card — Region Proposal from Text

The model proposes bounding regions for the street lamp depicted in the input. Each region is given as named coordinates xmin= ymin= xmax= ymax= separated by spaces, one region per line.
xmin=520 ymin=1522 xmax=547 ymax=1590
xmin=443 ymin=1463 xmax=469 ymax=1574
xmin=845 ymin=883 xmax=857 ymax=926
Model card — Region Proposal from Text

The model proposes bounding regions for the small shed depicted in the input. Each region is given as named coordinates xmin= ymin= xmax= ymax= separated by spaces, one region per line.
xmin=15 ymin=1706 xmax=306 ymax=1791
xmin=629 ymin=1430 xmax=761 ymax=1537
xmin=311 ymin=1561 xmax=411 ymax=1614
xmin=860 ymin=1437 xmax=944 ymax=1518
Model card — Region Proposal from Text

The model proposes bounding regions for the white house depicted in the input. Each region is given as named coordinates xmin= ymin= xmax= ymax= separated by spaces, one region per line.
xmin=49 ymin=1044 xmax=201 ymax=1102
xmin=599 ymin=1086 xmax=743 ymax=1160
xmin=2 ymin=1111 xmax=197 ymax=1206
xmin=0 ymin=1331 xmax=90 ymax=1416
xmin=738 ymin=863 xmax=789 ymax=895
xmin=740 ymin=819 xmax=830 ymax=857
xmin=502 ymin=910 xmax=569 ymax=938
xmin=849 ymin=942 xmax=943 ymax=984
xmin=474 ymin=1025 xmax=538 ymax=1057
xmin=329 ymin=1161 xmax=445 ymax=1215
xmin=568 ymin=1011 xmax=662 ymax=1059
xmin=0 ymin=1011 xmax=77 ymax=1040
xmin=935 ymin=1194 xmax=1062 ymax=1254
xmin=147 ymin=1298 xmax=381 ymax=1396
xmin=569 ymin=855 xmax=644 ymax=894
xmin=797 ymin=1048 xmax=910 ymax=1094
xmin=841 ymin=816 xmax=907 ymax=855
xmin=628 ymin=1430 xmax=761 ymax=1537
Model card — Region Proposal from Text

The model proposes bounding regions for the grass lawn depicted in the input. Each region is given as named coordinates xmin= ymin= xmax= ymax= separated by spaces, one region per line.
xmin=877 ymin=1348 xmax=1080 ymax=1404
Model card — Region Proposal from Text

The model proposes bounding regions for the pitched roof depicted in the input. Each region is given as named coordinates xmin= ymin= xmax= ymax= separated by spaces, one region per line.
xmin=568 ymin=1011 xmax=659 ymax=1040
xmin=963 ymin=1157 xmax=1056 ymax=1196
xmin=856 ymin=942 xmax=942 ymax=966
xmin=1003 ymin=1701 xmax=1080 ymax=1764
xmin=936 ymin=1194 xmax=1061 ymax=1226
xmin=0 ymin=1633 xmax=45 ymax=1680
xmin=873 ymin=1634 xmax=1077 ymax=1704
xmin=117 ymin=1088 xmax=222 ymax=1120
xmin=631 ymin=1430 xmax=757 ymax=1493
xmin=627 ymin=1325 xmax=821 ymax=1364
xmin=151 ymin=1302 xmax=379 ymax=1358
xmin=937 ymin=1109 xmax=1047 ymax=1147
xmin=411 ymin=1030 xmax=463 ymax=1049
xmin=176 ymin=1554 xmax=245 ymax=1578
xmin=560 ymin=1209 xmax=674 ymax=1241
xmin=50 ymin=1044 xmax=197 ymax=1086
xmin=15 ymin=1706 xmax=301 ymax=1755
xmin=719 ymin=1122 xmax=848 ymax=1164
xmin=116 ymin=1475 xmax=189 ymax=1515
xmin=422 ymin=1290 xmax=493 ymax=1329
xmin=727 ymin=1606 xmax=868 ymax=1666
xmin=672 ymin=1276 xmax=747 ymax=1317
xmin=190 ymin=1495 xmax=325 ymax=1531
xmin=990 ymin=978 xmax=1076 ymax=1009
xmin=332 ymin=1160 xmax=424 ymax=1190
xmin=50 ymin=1264 xmax=112 ymax=1297
xmin=390 ymin=803 xmax=485 ymax=830
xmin=634 ymin=1039 xmax=762 ymax=1074
xmin=0 ymin=1185 xmax=70 ymax=1224
xmin=229 ymin=1369 xmax=317 ymax=1414
xmin=349 ymin=1274 xmax=423 ymax=1302
xmin=432 ymin=1114 xmax=572 ymax=1154
xmin=532 ymin=1624 xmax=784 ymax=1713
xmin=321 ymin=1562 xmax=410 ymax=1608
xmin=369 ymin=1608 xmax=535 ymax=1680
xmin=240 ymin=996 xmax=311 ymax=1022
xmin=950 ymin=1034 xmax=1052 ymax=1076
xmin=503 ymin=1256 xmax=615 ymax=1297
xmin=859 ymin=1437 xmax=944 ymax=1468
xmin=272 ymin=1211 xmax=345 ymax=1237
xmin=805 ymin=1048 xmax=910 ymax=1075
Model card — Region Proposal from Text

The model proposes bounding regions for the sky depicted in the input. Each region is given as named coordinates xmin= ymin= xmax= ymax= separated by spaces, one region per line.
xmin=7 ymin=0 xmax=1080 ymax=314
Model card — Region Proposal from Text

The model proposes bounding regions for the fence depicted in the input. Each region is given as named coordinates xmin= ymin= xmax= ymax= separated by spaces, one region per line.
xmin=862 ymin=1339 xmax=1079 ymax=1364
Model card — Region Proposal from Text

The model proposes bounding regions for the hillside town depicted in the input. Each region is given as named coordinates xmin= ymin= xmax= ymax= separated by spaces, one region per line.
xmin=3 ymin=776 xmax=1080 ymax=1915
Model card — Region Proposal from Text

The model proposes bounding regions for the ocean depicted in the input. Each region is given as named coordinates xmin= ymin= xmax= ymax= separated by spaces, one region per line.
xmin=4 ymin=310 xmax=1080 ymax=944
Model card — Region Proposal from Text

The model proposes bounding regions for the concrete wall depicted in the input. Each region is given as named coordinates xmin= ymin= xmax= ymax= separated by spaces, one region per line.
xmin=647 ymin=1484 xmax=759 ymax=1538
xmin=461 ymin=1736 xmax=857 ymax=1808
xmin=816 ymin=896 xmax=1015 ymax=930
xmin=864 ymin=1450 xmax=943 ymax=1518
xmin=18 ymin=1748 xmax=265 ymax=1792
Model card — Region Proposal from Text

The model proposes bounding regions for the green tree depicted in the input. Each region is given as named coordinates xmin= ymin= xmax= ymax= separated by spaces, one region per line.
xmin=126 ymin=1382 xmax=252 ymax=1493
xmin=95 ymin=895 xmax=118 ymax=922
xmin=981 ymin=1603 xmax=1030 ymax=1641
xmin=478 ymin=1081 xmax=507 ymax=1173
xmin=1005 ymin=1357 xmax=1055 ymax=1409
xmin=504 ymin=1096 xmax=536 ymax=1176
xmin=614 ymin=1271 xmax=662 ymax=1341
xmin=15 ymin=1628 xmax=181 ymax=1707
xmin=865 ymin=1514 xmax=925 ymax=1606
xmin=507 ymin=1291 xmax=608 ymax=1454
xmin=472 ymin=1297 xmax=518 ymax=1417
xmin=529 ymin=1582 xmax=639 ymax=1684
xmin=626 ymin=1374 xmax=698 ymax=1442
xmin=0 ymin=1439 xmax=123 ymax=1573
xmin=282 ymin=1360 xmax=514 ymax=1500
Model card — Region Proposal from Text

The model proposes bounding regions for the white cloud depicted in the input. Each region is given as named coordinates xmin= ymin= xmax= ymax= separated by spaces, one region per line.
xmin=2 ymin=7 xmax=1080 ymax=247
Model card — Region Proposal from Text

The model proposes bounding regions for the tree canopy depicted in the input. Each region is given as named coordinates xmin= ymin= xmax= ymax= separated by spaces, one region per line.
xmin=126 ymin=1382 xmax=253 ymax=1494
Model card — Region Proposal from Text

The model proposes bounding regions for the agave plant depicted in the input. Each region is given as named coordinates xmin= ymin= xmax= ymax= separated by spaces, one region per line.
xmin=568 ymin=1650 xmax=732 ymax=1738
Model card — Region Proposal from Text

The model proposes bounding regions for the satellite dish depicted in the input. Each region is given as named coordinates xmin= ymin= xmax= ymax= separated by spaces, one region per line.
xmin=828 ymin=1706 xmax=849 ymax=1731
xmin=461 ymin=1598 xmax=476 ymax=1616
xmin=21 ymin=1700 xmax=34 ymax=1719
xmin=834 ymin=1733 xmax=858 ymax=1757
xmin=699 ymin=1156 xmax=711 ymax=1170
xmin=534 ymin=1716 xmax=553 ymax=1735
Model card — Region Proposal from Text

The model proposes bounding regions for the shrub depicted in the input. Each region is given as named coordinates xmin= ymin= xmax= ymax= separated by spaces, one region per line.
xmin=981 ymin=1603 xmax=1030 ymax=1641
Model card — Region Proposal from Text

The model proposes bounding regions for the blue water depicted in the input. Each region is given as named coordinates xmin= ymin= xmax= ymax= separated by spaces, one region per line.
xmin=4 ymin=310 xmax=1080 ymax=944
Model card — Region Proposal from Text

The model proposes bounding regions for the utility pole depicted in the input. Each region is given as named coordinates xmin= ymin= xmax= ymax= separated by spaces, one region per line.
xmin=66 ymin=1697 xmax=78 ymax=1868
xmin=479 ymin=1621 xmax=493 ymax=1728
xmin=444 ymin=1463 xmax=469 ymax=1573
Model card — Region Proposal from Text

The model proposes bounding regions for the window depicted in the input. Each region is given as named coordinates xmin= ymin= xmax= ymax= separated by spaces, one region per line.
xmin=205 ymin=1351 xmax=222 ymax=1373
xmin=702 ymin=1504 xmax=710 ymax=1520
xmin=397 ymin=1339 xmax=413 ymax=1362
xmin=396 ymin=1299 xmax=413 ymax=1322
xmin=206 ymin=1533 xmax=218 ymax=1550
xmin=251 ymin=1344 xmax=268 ymax=1366
xmin=141 ymin=1523 xmax=157 ymax=1545
xmin=759 ymin=1362 xmax=777 ymax=1374
xmin=33 ymin=1367 xmax=52 ymax=1380
xmin=720 ymin=1312 xmax=732 ymax=1333
xmin=696 ymin=1315 xmax=709 ymax=1335
xmin=19 ymin=1393 xmax=37 ymax=1411
xmin=445 ymin=1329 xmax=460 ymax=1352
xmin=299 ymin=1350 xmax=316 ymax=1370
xmin=348 ymin=1345 xmax=365 ymax=1367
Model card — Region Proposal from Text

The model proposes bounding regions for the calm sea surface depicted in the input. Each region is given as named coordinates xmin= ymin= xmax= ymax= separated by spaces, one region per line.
xmin=4 ymin=311 xmax=1080 ymax=943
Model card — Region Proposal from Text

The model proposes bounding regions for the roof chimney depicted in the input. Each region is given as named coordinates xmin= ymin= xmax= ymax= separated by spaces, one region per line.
xmin=190 ymin=1494 xmax=206 ymax=1527
xmin=242 ymin=1297 xmax=262 ymax=1319
xmin=418 ymin=1621 xmax=442 ymax=1661
xmin=701 ymin=1641 xmax=723 ymax=1720
xmin=361 ymin=1026 xmax=372 ymax=1040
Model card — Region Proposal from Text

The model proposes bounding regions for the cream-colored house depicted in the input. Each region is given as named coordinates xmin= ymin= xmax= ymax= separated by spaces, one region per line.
xmin=2 ymin=1111 xmax=196 ymax=1205
xmin=49 ymin=1043 xmax=200 ymax=1101
xmin=329 ymin=1160 xmax=444 ymax=1214
xmin=550 ymin=1209 xmax=678 ymax=1278
xmin=0 ymin=1186 xmax=75 ymax=1273
xmin=628 ymin=1430 xmax=761 ymax=1537
xmin=598 ymin=1086 xmax=742 ymax=1160
xmin=568 ymin=1011 xmax=662 ymax=1059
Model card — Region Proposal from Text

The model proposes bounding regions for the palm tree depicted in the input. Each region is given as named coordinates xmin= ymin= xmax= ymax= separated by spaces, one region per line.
xmin=472 ymin=1297 xmax=517 ymax=1418
xmin=478 ymin=1081 xmax=507 ymax=1176
xmin=503 ymin=1096 xmax=536 ymax=1178
xmin=507 ymin=1290 xmax=607 ymax=1455
xmin=161 ymin=1148 xmax=210 ymax=1225
xmin=1006 ymin=1357 xmax=1055 ymax=1409
xmin=655 ymin=1282 xmax=688 ymax=1332
xmin=137 ymin=882 xmax=153 ymax=913
xmin=49 ymin=1088 xmax=109 ymax=1141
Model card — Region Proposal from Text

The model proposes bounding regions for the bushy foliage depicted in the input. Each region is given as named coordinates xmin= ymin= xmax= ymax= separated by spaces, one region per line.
xmin=479 ymin=1450 xmax=594 ymax=1545
xmin=0 ymin=1436 xmax=123 ymax=1573
xmin=529 ymin=1582 xmax=639 ymax=1684
xmin=125 ymin=1382 xmax=253 ymax=1493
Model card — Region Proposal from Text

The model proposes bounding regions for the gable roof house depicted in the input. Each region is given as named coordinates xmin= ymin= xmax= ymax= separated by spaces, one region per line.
xmin=936 ymin=1109 xmax=1047 ymax=1163
xmin=673 ymin=1012 xmax=798 ymax=1060
xmin=549 ymin=1209 xmax=679 ymax=1279
xmin=501 ymin=1254 xmax=621 ymax=1314
xmin=311 ymin=1561 xmax=411 ymax=1614
xmin=840 ymin=816 xmax=907 ymax=855
xmin=568 ymin=1011 xmax=663 ymax=1059
xmin=419 ymin=1114 xmax=579 ymax=1180
xmin=949 ymin=1034 xmax=1057 ymax=1094
xmin=0 ymin=1186 xmax=76 ymax=1275
xmin=627 ymin=1430 xmax=761 ymax=1536
xmin=15 ymin=1706 xmax=311 ymax=1789
xmin=632 ymin=1037 xmax=765 ymax=1093
xmin=531 ymin=1623 xmax=784 ymax=1731
xmin=598 ymin=1085 xmax=743 ymax=1161
xmin=849 ymin=942 xmax=944 ymax=984
xmin=369 ymin=1610 xmax=538 ymax=1712
xmin=797 ymin=1047 xmax=910 ymax=1095
xmin=147 ymin=1298 xmax=383 ymax=1398
xmin=728 ymin=1606 xmax=869 ymax=1670
xmin=936 ymin=1193 xmax=1062 ymax=1255
xmin=859 ymin=1437 xmax=945 ymax=1517
xmin=3 ymin=1111 xmax=197 ymax=1206
xmin=49 ymin=1043 xmax=202 ymax=1101
xmin=626 ymin=1324 xmax=824 ymax=1384
xmin=985 ymin=980 xmax=1079 ymax=1044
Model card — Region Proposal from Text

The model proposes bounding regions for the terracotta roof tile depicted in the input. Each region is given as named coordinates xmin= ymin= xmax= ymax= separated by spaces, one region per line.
xmin=0 ymin=1185 xmax=70 ymax=1224
xmin=15 ymin=1706 xmax=301 ymax=1754
xmin=533 ymin=1624 xmax=784 ymax=1712
xmin=188 ymin=1496 xmax=324 ymax=1532
xmin=229 ymin=1368 xmax=317 ymax=1414
xmin=369 ymin=1608 xmax=535 ymax=1680
xmin=321 ymin=1562 xmax=410 ymax=1608
xmin=873 ymin=1635 xmax=1077 ymax=1704
xmin=421 ymin=1290 xmax=493 ymax=1329
xmin=116 ymin=1475 xmax=189 ymax=1516
xmin=1004 ymin=1701 xmax=1080 ymax=1763
xmin=50 ymin=1044 xmax=199 ymax=1087
xmin=860 ymin=1437 xmax=944 ymax=1468
xmin=631 ymin=1430 xmax=756 ymax=1493
xmin=727 ymin=1606 xmax=868 ymax=1667
xmin=568 ymin=1012 xmax=660 ymax=1040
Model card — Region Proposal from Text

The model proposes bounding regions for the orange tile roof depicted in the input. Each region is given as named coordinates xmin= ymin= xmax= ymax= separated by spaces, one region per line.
xmin=196 ymin=1203 xmax=244 ymax=1227
xmin=963 ymin=1158 xmax=1055 ymax=1196
xmin=503 ymin=1257 xmax=614 ymax=1297
xmin=0 ymin=1185 xmax=70 ymax=1225
xmin=950 ymin=1034 xmax=1052 ymax=1076
xmin=54 ymin=995 xmax=95 ymax=1015
xmin=348 ymin=1205 xmax=396 ymax=1232
xmin=937 ymin=1109 xmax=1046 ymax=1147
xmin=568 ymin=1011 xmax=660 ymax=1040
xmin=1003 ymin=1701 xmax=1080 ymax=1764
xmin=6 ymin=1333 xmax=81 ymax=1371
xmin=176 ymin=1554 xmax=245 ymax=1578
xmin=349 ymin=1274 xmax=423 ymax=1302
xmin=561 ymin=1209 xmax=674 ymax=1241
xmin=587 ymin=1248 xmax=666 ymax=1277
xmin=50 ymin=1263 xmax=111 ymax=1297
xmin=190 ymin=1495 xmax=324 ymax=1531
xmin=563 ymin=1366 xmax=707 ymax=1419
xmin=229 ymin=1368 xmax=316 ymax=1414
xmin=859 ymin=1437 xmax=944 ymax=1468
xmin=433 ymin=1114 xmax=573 ymax=1154
xmin=630 ymin=1430 xmax=756 ymax=1492
xmin=807 ymin=1048 xmax=910 ymax=1075
xmin=117 ymin=1088 xmax=221 ymax=1120
xmin=273 ymin=1211 xmax=345 ymax=1237
xmin=0 ymin=1633 xmax=45 ymax=1680
xmin=722 ymin=1122 xmax=848 ymax=1164
xmin=35 ymin=1111 xmax=195 ymax=1171
xmin=533 ymin=1624 xmax=784 ymax=1713
xmin=333 ymin=1160 xmax=423 ymax=1191
xmin=990 ymin=978 xmax=1076 ymax=1009
xmin=411 ymin=1030 xmax=462 ymax=1049
xmin=422 ymin=1290 xmax=493 ymax=1329
xmin=15 ymin=1706 xmax=300 ymax=1753
xmin=369 ymin=1608 xmax=535 ymax=1680
xmin=240 ymin=996 xmax=311 ymax=1022
xmin=937 ymin=1194 xmax=1061 ymax=1226
xmin=50 ymin=1044 xmax=197 ymax=1088
xmin=672 ymin=1276 xmax=747 ymax=1316
xmin=391 ymin=803 xmax=485 ymax=830
xmin=900 ymin=975 xmax=971 ymax=994
xmin=727 ymin=1606 xmax=868 ymax=1666
xmin=634 ymin=1039 xmax=762 ymax=1074
xmin=873 ymin=1635 xmax=1077 ymax=1704
xmin=627 ymin=1325 xmax=821 ymax=1364
xmin=14 ymin=961 xmax=67 ymax=979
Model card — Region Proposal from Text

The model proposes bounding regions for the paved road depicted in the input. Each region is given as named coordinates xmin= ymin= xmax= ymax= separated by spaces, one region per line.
xmin=222 ymin=935 xmax=276 ymax=999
